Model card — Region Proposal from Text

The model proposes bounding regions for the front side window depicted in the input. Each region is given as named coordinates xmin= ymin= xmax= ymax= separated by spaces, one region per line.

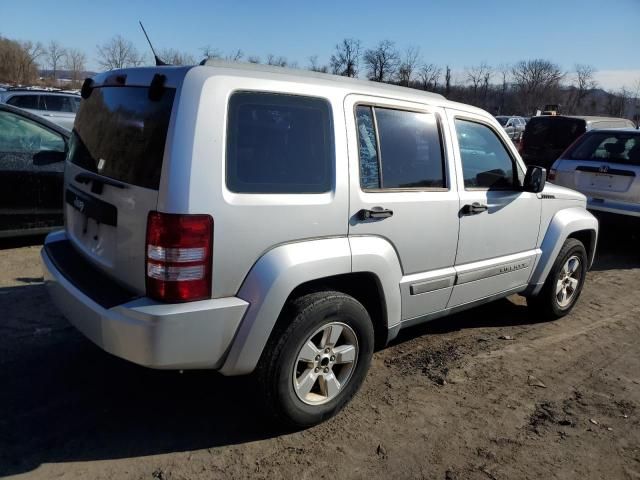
xmin=0 ymin=109 xmax=65 ymax=154
xmin=356 ymin=106 xmax=445 ymax=189
xmin=455 ymin=119 xmax=521 ymax=190
xmin=7 ymin=95 xmax=39 ymax=110
xmin=226 ymin=92 xmax=333 ymax=194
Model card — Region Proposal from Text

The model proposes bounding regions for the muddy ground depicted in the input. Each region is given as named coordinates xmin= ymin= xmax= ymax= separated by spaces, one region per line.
xmin=0 ymin=229 xmax=639 ymax=480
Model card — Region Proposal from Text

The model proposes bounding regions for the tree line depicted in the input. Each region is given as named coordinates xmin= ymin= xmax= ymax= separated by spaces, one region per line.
xmin=1 ymin=34 xmax=638 ymax=120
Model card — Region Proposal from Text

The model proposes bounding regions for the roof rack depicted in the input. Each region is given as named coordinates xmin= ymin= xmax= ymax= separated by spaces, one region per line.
xmin=3 ymin=86 xmax=80 ymax=95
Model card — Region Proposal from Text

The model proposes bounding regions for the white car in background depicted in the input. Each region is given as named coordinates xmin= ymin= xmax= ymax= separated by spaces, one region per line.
xmin=550 ymin=128 xmax=640 ymax=219
xmin=0 ymin=89 xmax=80 ymax=130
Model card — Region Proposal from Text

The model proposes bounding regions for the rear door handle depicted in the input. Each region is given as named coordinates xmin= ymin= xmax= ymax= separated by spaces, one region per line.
xmin=358 ymin=206 xmax=394 ymax=220
xmin=462 ymin=202 xmax=488 ymax=215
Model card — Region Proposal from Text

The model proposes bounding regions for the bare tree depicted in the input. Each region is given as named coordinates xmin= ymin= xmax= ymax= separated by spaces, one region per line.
xmin=158 ymin=48 xmax=196 ymax=66
xmin=329 ymin=38 xmax=361 ymax=77
xmin=96 ymin=35 xmax=144 ymax=70
xmin=418 ymin=63 xmax=441 ymax=91
xmin=397 ymin=46 xmax=420 ymax=86
xmin=0 ymin=36 xmax=41 ymax=84
xmin=247 ymin=55 xmax=261 ymax=64
xmin=466 ymin=62 xmax=492 ymax=103
xmin=363 ymin=40 xmax=400 ymax=82
xmin=511 ymin=59 xmax=564 ymax=114
xmin=570 ymin=64 xmax=597 ymax=113
xmin=444 ymin=65 xmax=452 ymax=96
xmin=308 ymin=55 xmax=328 ymax=73
xmin=496 ymin=63 xmax=511 ymax=114
xmin=201 ymin=45 xmax=222 ymax=60
xmin=65 ymin=48 xmax=87 ymax=84
xmin=47 ymin=40 xmax=66 ymax=80
xmin=225 ymin=49 xmax=244 ymax=62
xmin=266 ymin=54 xmax=288 ymax=67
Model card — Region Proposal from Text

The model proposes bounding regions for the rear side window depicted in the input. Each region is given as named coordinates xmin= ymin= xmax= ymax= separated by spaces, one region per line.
xmin=42 ymin=95 xmax=74 ymax=112
xmin=355 ymin=105 xmax=445 ymax=189
xmin=226 ymin=92 xmax=333 ymax=194
xmin=7 ymin=95 xmax=39 ymax=110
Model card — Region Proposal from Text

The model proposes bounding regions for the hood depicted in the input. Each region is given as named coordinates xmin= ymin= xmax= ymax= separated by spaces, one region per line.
xmin=543 ymin=182 xmax=587 ymax=204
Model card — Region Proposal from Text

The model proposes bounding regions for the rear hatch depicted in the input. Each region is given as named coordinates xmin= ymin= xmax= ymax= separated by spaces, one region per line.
xmin=64 ymin=69 xmax=183 ymax=294
xmin=521 ymin=116 xmax=586 ymax=169
xmin=554 ymin=131 xmax=640 ymax=203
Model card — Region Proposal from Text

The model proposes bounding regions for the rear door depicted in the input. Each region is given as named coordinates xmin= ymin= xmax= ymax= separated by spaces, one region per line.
xmin=346 ymin=95 xmax=460 ymax=321
xmin=65 ymin=78 xmax=178 ymax=294
xmin=447 ymin=109 xmax=541 ymax=307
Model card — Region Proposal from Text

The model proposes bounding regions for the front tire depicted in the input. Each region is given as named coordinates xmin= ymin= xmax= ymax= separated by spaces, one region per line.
xmin=256 ymin=291 xmax=374 ymax=427
xmin=527 ymin=238 xmax=587 ymax=319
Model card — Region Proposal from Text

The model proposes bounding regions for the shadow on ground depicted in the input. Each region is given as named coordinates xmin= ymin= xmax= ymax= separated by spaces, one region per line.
xmin=0 ymin=234 xmax=46 ymax=251
xmin=0 ymin=225 xmax=637 ymax=476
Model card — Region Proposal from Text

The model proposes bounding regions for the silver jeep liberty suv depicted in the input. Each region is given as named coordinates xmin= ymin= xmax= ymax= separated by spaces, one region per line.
xmin=41 ymin=61 xmax=598 ymax=426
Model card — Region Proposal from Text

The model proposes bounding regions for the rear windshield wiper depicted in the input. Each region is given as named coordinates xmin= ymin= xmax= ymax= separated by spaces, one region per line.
xmin=75 ymin=172 xmax=128 ymax=193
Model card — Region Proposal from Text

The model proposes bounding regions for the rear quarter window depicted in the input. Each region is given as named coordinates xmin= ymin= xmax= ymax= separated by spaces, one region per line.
xmin=226 ymin=92 xmax=334 ymax=194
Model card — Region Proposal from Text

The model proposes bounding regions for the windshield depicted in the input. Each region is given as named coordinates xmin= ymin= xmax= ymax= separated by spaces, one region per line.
xmin=496 ymin=117 xmax=508 ymax=126
xmin=68 ymin=86 xmax=175 ymax=190
xmin=565 ymin=132 xmax=640 ymax=165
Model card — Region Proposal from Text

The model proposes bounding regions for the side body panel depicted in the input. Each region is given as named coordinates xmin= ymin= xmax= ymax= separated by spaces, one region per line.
xmin=160 ymin=68 xmax=351 ymax=299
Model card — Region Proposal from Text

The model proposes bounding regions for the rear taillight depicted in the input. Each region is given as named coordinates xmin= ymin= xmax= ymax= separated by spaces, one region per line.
xmin=145 ymin=211 xmax=213 ymax=303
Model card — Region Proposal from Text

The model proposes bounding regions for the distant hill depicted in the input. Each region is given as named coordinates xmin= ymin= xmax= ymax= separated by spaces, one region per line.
xmin=38 ymin=69 xmax=98 ymax=80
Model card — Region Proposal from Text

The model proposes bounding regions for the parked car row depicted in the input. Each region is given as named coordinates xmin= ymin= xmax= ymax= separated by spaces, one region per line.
xmin=0 ymin=88 xmax=81 ymax=130
xmin=495 ymin=115 xmax=527 ymax=141
xmin=3 ymin=61 xmax=638 ymax=427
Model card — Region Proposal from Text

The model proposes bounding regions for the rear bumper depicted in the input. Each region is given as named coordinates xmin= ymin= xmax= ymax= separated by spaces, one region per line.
xmin=587 ymin=198 xmax=640 ymax=218
xmin=41 ymin=231 xmax=248 ymax=370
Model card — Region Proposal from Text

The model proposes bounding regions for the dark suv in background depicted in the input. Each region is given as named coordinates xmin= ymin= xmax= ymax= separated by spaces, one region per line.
xmin=520 ymin=115 xmax=636 ymax=169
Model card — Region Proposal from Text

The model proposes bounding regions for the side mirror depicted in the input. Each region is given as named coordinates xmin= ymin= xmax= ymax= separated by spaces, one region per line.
xmin=523 ymin=165 xmax=546 ymax=193
xmin=33 ymin=150 xmax=66 ymax=165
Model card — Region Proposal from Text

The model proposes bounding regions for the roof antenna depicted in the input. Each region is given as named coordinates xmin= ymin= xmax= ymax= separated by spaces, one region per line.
xmin=139 ymin=21 xmax=168 ymax=66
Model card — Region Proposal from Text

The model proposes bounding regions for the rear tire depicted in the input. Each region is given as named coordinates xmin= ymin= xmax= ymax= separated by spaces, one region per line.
xmin=527 ymin=238 xmax=587 ymax=319
xmin=256 ymin=291 xmax=374 ymax=428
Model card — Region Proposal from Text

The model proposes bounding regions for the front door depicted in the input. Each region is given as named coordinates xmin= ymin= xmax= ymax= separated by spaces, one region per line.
xmin=345 ymin=95 xmax=460 ymax=322
xmin=446 ymin=109 xmax=541 ymax=307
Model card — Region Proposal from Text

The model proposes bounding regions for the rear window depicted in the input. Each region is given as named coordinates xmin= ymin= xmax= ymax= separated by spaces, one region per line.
xmin=525 ymin=117 xmax=586 ymax=149
xmin=226 ymin=92 xmax=333 ymax=194
xmin=69 ymin=86 xmax=175 ymax=190
xmin=565 ymin=132 xmax=640 ymax=165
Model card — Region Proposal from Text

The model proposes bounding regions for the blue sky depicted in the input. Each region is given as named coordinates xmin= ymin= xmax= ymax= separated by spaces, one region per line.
xmin=2 ymin=0 xmax=639 ymax=89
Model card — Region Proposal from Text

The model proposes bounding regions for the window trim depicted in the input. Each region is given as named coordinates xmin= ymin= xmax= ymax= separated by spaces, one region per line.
xmin=454 ymin=115 xmax=525 ymax=192
xmin=225 ymin=90 xmax=335 ymax=195
xmin=354 ymin=102 xmax=449 ymax=193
